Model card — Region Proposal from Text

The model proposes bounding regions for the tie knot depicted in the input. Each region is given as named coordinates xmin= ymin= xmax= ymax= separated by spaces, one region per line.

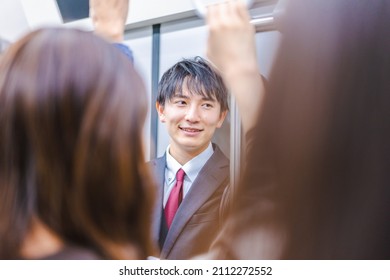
xmin=176 ymin=168 xmax=185 ymax=182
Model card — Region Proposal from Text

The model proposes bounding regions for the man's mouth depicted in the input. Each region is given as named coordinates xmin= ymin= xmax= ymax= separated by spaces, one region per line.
xmin=180 ymin=127 xmax=203 ymax=133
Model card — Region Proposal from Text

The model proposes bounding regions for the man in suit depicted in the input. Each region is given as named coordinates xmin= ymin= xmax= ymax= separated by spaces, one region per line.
xmin=149 ymin=56 xmax=230 ymax=259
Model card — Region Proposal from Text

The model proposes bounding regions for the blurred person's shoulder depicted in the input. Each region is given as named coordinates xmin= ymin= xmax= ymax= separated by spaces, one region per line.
xmin=42 ymin=244 xmax=102 ymax=260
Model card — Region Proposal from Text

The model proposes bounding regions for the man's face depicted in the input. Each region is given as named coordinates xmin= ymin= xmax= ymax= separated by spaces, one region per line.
xmin=157 ymin=85 xmax=227 ymax=160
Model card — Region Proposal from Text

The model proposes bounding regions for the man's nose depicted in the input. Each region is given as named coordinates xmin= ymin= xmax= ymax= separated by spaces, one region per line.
xmin=185 ymin=105 xmax=200 ymax=122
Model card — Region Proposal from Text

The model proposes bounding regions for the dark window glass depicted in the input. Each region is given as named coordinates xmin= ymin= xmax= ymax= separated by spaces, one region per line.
xmin=56 ymin=0 xmax=89 ymax=23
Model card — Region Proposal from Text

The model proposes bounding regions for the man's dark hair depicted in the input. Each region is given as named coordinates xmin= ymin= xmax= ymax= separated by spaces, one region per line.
xmin=157 ymin=56 xmax=229 ymax=112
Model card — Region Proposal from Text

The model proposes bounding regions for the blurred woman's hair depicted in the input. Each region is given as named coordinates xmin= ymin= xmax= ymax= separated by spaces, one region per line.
xmin=227 ymin=0 xmax=390 ymax=259
xmin=0 ymin=28 xmax=154 ymax=259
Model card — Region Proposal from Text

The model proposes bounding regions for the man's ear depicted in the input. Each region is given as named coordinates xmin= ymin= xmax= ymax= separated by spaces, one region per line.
xmin=217 ymin=110 xmax=228 ymax=128
xmin=156 ymin=102 xmax=166 ymax=123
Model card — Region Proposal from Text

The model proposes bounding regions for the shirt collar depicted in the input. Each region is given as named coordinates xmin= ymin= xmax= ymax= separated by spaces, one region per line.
xmin=165 ymin=143 xmax=214 ymax=183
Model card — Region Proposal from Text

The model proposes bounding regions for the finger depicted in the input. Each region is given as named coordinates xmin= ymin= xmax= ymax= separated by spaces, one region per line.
xmin=235 ymin=0 xmax=251 ymax=23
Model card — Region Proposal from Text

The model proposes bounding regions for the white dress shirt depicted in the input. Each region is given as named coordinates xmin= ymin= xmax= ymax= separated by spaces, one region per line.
xmin=163 ymin=143 xmax=214 ymax=207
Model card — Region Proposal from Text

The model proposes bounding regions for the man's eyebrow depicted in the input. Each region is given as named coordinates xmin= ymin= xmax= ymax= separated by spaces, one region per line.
xmin=201 ymin=96 xmax=216 ymax=101
xmin=172 ymin=94 xmax=189 ymax=99
xmin=171 ymin=93 xmax=216 ymax=101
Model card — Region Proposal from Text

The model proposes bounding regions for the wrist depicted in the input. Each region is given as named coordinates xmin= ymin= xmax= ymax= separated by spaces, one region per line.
xmin=93 ymin=22 xmax=125 ymax=42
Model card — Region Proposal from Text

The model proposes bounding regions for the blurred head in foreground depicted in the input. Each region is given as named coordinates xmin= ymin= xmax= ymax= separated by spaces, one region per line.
xmin=0 ymin=27 xmax=154 ymax=259
xmin=211 ymin=0 xmax=390 ymax=259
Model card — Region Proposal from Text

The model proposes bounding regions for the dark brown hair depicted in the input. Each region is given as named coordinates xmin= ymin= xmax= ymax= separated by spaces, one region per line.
xmin=228 ymin=0 xmax=390 ymax=259
xmin=157 ymin=56 xmax=229 ymax=112
xmin=0 ymin=28 xmax=154 ymax=259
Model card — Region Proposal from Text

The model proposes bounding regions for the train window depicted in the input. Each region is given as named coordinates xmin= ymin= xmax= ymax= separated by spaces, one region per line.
xmin=56 ymin=0 xmax=89 ymax=23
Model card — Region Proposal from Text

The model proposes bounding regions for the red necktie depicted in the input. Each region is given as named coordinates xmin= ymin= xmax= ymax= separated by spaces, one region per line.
xmin=165 ymin=168 xmax=185 ymax=229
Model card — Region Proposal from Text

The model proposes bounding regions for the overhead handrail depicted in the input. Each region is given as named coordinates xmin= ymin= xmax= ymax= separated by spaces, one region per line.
xmin=251 ymin=15 xmax=275 ymax=32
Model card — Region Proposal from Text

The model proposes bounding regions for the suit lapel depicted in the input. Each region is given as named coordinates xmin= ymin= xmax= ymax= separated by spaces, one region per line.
xmin=161 ymin=145 xmax=229 ymax=258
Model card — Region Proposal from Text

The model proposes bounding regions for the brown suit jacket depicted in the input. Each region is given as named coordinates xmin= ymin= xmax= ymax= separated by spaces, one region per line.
xmin=148 ymin=144 xmax=229 ymax=259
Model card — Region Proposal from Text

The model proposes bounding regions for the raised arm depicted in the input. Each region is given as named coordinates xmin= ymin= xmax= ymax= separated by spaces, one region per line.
xmin=206 ymin=0 xmax=265 ymax=134
xmin=89 ymin=0 xmax=129 ymax=42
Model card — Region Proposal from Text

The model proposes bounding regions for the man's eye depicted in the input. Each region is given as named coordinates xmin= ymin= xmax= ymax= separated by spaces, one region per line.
xmin=175 ymin=100 xmax=187 ymax=105
xmin=202 ymin=103 xmax=213 ymax=108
